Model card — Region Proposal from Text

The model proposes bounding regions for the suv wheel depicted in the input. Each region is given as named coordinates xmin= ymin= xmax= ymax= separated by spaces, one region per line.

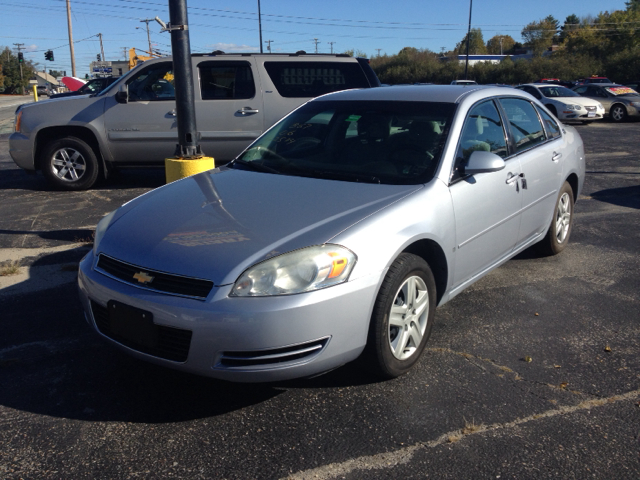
xmin=41 ymin=137 xmax=99 ymax=190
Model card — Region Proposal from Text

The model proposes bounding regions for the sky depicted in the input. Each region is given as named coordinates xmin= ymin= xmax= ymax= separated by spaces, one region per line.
xmin=0 ymin=0 xmax=629 ymax=78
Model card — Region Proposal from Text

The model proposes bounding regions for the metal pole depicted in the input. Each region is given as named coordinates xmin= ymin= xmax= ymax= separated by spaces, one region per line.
xmin=464 ymin=0 xmax=472 ymax=80
xmin=67 ymin=0 xmax=76 ymax=77
xmin=168 ymin=0 xmax=200 ymax=158
xmin=258 ymin=0 xmax=263 ymax=53
xmin=140 ymin=19 xmax=154 ymax=55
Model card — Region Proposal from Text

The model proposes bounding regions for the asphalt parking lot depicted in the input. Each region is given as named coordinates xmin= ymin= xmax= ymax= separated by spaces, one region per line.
xmin=0 ymin=120 xmax=639 ymax=479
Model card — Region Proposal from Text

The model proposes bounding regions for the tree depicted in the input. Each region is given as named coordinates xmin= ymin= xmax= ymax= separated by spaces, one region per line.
xmin=486 ymin=35 xmax=515 ymax=54
xmin=521 ymin=17 xmax=558 ymax=56
xmin=455 ymin=28 xmax=487 ymax=55
xmin=626 ymin=0 xmax=640 ymax=11
xmin=342 ymin=49 xmax=368 ymax=58
xmin=0 ymin=46 xmax=35 ymax=94
xmin=559 ymin=14 xmax=581 ymax=42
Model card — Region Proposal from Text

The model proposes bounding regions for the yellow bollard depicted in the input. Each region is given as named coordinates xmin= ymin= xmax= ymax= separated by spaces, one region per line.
xmin=33 ymin=85 xmax=39 ymax=102
xmin=165 ymin=156 xmax=215 ymax=184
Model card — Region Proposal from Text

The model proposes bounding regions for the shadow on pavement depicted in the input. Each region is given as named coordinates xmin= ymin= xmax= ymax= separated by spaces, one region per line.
xmin=591 ymin=185 xmax=640 ymax=209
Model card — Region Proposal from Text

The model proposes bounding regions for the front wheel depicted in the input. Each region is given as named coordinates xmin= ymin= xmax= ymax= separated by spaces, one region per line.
xmin=610 ymin=104 xmax=627 ymax=123
xmin=365 ymin=253 xmax=436 ymax=379
xmin=41 ymin=137 xmax=99 ymax=190
xmin=538 ymin=181 xmax=574 ymax=256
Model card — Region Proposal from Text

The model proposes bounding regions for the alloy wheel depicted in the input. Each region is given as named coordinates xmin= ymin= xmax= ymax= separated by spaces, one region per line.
xmin=555 ymin=192 xmax=571 ymax=243
xmin=51 ymin=147 xmax=87 ymax=182
xmin=388 ymin=275 xmax=429 ymax=360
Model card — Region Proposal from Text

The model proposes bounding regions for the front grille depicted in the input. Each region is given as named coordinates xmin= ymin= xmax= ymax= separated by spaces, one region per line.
xmin=96 ymin=254 xmax=213 ymax=300
xmin=91 ymin=300 xmax=192 ymax=362
xmin=219 ymin=337 xmax=330 ymax=368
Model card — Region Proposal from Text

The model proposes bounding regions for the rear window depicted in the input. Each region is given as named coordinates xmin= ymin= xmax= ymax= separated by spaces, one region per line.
xmin=263 ymin=61 xmax=370 ymax=98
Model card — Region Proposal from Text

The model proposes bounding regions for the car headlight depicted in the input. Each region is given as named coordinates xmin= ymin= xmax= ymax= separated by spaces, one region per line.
xmin=14 ymin=110 xmax=22 ymax=132
xmin=597 ymin=103 xmax=604 ymax=109
xmin=231 ymin=245 xmax=357 ymax=297
xmin=630 ymin=101 xmax=640 ymax=108
xmin=93 ymin=210 xmax=117 ymax=254
xmin=565 ymin=105 xmax=581 ymax=111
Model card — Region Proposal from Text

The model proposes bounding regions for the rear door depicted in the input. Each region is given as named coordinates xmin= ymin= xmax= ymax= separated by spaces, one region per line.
xmin=194 ymin=58 xmax=264 ymax=163
xmin=499 ymin=98 xmax=563 ymax=247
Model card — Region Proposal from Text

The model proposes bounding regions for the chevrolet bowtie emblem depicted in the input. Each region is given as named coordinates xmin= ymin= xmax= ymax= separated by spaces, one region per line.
xmin=133 ymin=271 xmax=155 ymax=284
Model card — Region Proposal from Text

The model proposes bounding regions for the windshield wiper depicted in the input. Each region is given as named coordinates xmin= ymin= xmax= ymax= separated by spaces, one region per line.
xmin=229 ymin=159 xmax=281 ymax=174
xmin=308 ymin=170 xmax=381 ymax=184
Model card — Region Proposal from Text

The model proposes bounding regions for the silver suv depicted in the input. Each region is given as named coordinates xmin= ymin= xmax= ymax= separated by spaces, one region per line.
xmin=10 ymin=53 xmax=380 ymax=190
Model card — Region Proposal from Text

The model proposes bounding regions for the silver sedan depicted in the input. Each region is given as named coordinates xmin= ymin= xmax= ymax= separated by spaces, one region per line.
xmin=78 ymin=85 xmax=585 ymax=382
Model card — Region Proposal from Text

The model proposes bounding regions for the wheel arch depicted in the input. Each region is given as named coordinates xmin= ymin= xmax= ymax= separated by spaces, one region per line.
xmin=565 ymin=172 xmax=579 ymax=203
xmin=35 ymin=126 xmax=107 ymax=176
xmin=401 ymin=239 xmax=448 ymax=305
xmin=609 ymin=102 xmax=628 ymax=116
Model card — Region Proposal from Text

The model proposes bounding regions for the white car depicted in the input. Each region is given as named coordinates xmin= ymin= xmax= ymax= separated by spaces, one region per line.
xmin=451 ymin=80 xmax=478 ymax=85
xmin=517 ymin=83 xmax=605 ymax=123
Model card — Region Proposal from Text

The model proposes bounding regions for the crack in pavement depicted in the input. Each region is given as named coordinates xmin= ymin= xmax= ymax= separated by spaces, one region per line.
xmin=284 ymin=388 xmax=640 ymax=480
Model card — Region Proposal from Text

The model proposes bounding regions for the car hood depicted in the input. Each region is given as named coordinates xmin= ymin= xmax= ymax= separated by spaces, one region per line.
xmin=550 ymin=96 xmax=602 ymax=107
xmin=98 ymin=168 xmax=422 ymax=286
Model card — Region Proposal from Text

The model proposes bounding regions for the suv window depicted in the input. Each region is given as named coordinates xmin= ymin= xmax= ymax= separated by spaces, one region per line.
xmin=499 ymin=98 xmax=545 ymax=153
xmin=263 ymin=62 xmax=370 ymax=98
xmin=127 ymin=63 xmax=175 ymax=101
xmin=199 ymin=61 xmax=256 ymax=100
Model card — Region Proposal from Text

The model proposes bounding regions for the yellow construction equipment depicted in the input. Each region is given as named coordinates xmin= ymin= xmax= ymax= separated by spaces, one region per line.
xmin=128 ymin=48 xmax=162 ymax=70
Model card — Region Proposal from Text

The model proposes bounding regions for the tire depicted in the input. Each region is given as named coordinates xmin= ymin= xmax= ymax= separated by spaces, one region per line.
xmin=41 ymin=137 xmax=99 ymax=190
xmin=365 ymin=253 xmax=437 ymax=379
xmin=538 ymin=181 xmax=574 ymax=256
xmin=546 ymin=105 xmax=558 ymax=117
xmin=610 ymin=104 xmax=627 ymax=123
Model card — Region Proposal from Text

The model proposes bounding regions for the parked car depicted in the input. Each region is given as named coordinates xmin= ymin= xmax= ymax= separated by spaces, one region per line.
xmin=10 ymin=53 xmax=381 ymax=190
xmin=572 ymin=83 xmax=640 ymax=122
xmin=49 ymin=77 xmax=119 ymax=99
xmin=451 ymin=79 xmax=478 ymax=85
xmin=575 ymin=76 xmax=612 ymax=85
xmin=35 ymin=85 xmax=50 ymax=97
xmin=78 ymin=85 xmax=585 ymax=383
xmin=516 ymin=83 xmax=604 ymax=123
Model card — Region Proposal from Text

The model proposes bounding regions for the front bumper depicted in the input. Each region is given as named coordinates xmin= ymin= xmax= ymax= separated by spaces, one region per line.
xmin=9 ymin=132 xmax=35 ymax=170
xmin=78 ymin=251 xmax=380 ymax=382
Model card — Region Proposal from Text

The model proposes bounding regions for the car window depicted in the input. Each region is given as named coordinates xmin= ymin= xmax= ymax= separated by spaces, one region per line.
xmin=573 ymin=86 xmax=587 ymax=95
xmin=499 ymin=98 xmax=545 ymax=153
xmin=199 ymin=61 xmax=256 ymax=100
xmin=127 ymin=63 xmax=175 ymax=101
xmin=263 ymin=62 xmax=370 ymax=98
xmin=455 ymin=100 xmax=508 ymax=168
xmin=537 ymin=107 xmax=561 ymax=139
xmin=539 ymin=86 xmax=579 ymax=98
xmin=236 ymin=100 xmax=456 ymax=185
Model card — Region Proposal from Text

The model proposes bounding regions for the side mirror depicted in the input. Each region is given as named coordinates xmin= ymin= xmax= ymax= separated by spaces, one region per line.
xmin=114 ymin=84 xmax=128 ymax=104
xmin=464 ymin=150 xmax=505 ymax=175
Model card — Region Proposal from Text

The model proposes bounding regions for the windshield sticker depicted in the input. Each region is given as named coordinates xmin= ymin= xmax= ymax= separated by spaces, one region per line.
xmin=345 ymin=115 xmax=361 ymax=122
xmin=606 ymin=87 xmax=636 ymax=96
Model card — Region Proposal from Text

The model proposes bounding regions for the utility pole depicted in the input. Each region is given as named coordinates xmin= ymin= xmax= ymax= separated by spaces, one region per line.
xmin=375 ymin=48 xmax=382 ymax=57
xmin=313 ymin=38 xmax=320 ymax=54
xmin=122 ymin=47 xmax=128 ymax=60
xmin=464 ymin=0 xmax=473 ymax=80
xmin=140 ymin=19 xmax=154 ymax=55
xmin=66 ymin=0 xmax=76 ymax=77
xmin=97 ymin=33 xmax=105 ymax=62
xmin=13 ymin=43 xmax=25 ymax=94
xmin=499 ymin=36 xmax=503 ymax=55
xmin=265 ymin=39 xmax=273 ymax=53
xmin=328 ymin=42 xmax=336 ymax=54
xmin=258 ymin=0 xmax=263 ymax=53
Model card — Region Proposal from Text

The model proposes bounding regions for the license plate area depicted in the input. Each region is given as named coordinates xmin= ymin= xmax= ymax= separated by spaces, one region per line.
xmin=107 ymin=300 xmax=158 ymax=349
xmin=587 ymin=112 xmax=595 ymax=117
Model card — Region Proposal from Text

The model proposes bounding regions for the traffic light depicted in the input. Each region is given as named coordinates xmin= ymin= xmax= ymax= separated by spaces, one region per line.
xmin=18 ymin=52 xmax=24 ymax=63
xmin=44 ymin=50 xmax=54 ymax=61
xmin=96 ymin=54 xmax=101 ymax=61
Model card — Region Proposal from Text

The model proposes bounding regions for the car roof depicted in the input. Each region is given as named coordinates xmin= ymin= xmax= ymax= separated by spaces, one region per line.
xmin=313 ymin=85 xmax=525 ymax=104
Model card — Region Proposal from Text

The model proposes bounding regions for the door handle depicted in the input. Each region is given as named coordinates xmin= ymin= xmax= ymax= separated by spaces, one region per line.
xmin=238 ymin=107 xmax=260 ymax=115
xmin=506 ymin=172 xmax=522 ymax=184
xmin=552 ymin=151 xmax=562 ymax=161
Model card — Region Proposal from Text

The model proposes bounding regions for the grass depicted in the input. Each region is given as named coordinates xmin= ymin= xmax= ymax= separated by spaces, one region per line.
xmin=0 ymin=260 xmax=21 ymax=276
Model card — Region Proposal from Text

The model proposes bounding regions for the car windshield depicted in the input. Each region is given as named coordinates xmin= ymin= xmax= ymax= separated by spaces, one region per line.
xmin=233 ymin=100 xmax=456 ymax=185
xmin=539 ymin=86 xmax=579 ymax=98
xmin=605 ymin=86 xmax=639 ymax=96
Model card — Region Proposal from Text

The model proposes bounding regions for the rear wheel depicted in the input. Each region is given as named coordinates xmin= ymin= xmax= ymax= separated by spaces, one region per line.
xmin=41 ymin=137 xmax=99 ymax=190
xmin=538 ymin=181 xmax=574 ymax=256
xmin=365 ymin=253 xmax=436 ymax=379
xmin=610 ymin=104 xmax=627 ymax=123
